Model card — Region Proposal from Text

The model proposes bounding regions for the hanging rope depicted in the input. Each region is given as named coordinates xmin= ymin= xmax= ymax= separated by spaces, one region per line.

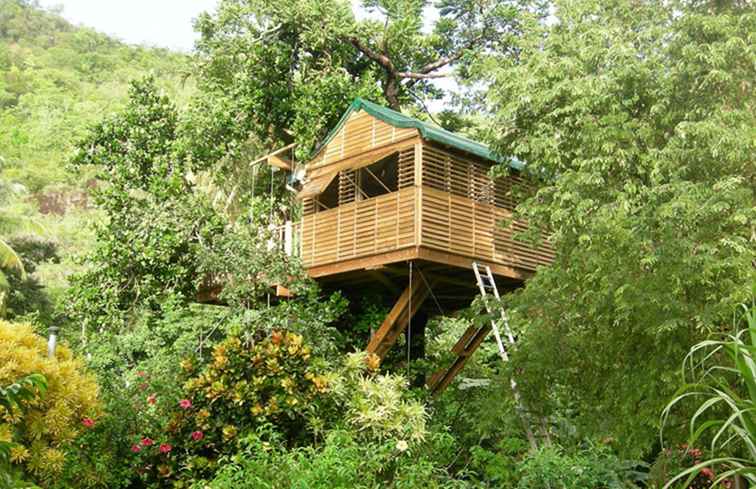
xmin=267 ymin=164 xmax=274 ymax=309
xmin=416 ymin=266 xmax=444 ymax=316
xmin=407 ymin=261 xmax=413 ymax=381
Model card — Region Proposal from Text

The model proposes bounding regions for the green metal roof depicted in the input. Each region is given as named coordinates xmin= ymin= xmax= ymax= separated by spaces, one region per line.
xmin=312 ymin=98 xmax=524 ymax=170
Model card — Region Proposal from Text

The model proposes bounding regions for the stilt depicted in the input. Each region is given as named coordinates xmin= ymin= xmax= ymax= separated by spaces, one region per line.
xmin=367 ymin=275 xmax=430 ymax=359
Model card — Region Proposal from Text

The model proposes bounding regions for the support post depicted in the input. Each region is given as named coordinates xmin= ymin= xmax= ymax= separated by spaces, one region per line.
xmin=367 ymin=274 xmax=430 ymax=359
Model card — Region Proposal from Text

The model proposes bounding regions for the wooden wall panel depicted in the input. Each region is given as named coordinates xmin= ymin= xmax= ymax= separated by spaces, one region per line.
xmin=422 ymin=144 xmax=529 ymax=212
xmin=310 ymin=111 xmax=417 ymax=170
xmin=419 ymin=187 xmax=553 ymax=273
xmin=299 ymin=136 xmax=552 ymax=276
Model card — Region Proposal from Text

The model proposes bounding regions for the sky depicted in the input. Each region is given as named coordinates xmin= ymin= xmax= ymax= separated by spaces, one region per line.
xmin=37 ymin=0 xmax=380 ymax=52
xmin=36 ymin=0 xmax=452 ymax=108
xmin=37 ymin=0 xmax=220 ymax=51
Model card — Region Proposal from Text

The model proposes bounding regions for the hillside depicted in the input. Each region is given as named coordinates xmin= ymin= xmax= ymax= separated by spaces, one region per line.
xmin=0 ymin=0 xmax=193 ymax=194
xmin=0 ymin=0 xmax=194 ymax=310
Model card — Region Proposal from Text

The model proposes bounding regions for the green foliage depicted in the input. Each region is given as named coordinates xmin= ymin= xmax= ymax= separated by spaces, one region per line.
xmin=479 ymin=0 xmax=756 ymax=455
xmin=0 ymin=373 xmax=46 ymax=489
xmin=647 ymin=445 xmax=714 ymax=489
xmin=329 ymin=352 xmax=427 ymax=445
xmin=184 ymin=0 xmax=519 ymax=188
xmin=0 ymin=373 xmax=47 ymax=469
xmin=204 ymin=428 xmax=464 ymax=489
xmin=0 ymin=237 xmax=57 ymax=323
xmin=0 ymin=210 xmax=47 ymax=319
xmin=0 ymin=0 xmax=194 ymax=331
xmin=0 ymin=374 xmax=46 ymax=419
xmin=66 ymin=77 xmax=227 ymax=332
xmin=0 ymin=0 xmax=192 ymax=193
xmin=0 ymin=320 xmax=100 ymax=487
xmin=662 ymin=293 xmax=756 ymax=487
xmin=181 ymin=331 xmax=326 ymax=448
xmin=515 ymin=445 xmax=640 ymax=489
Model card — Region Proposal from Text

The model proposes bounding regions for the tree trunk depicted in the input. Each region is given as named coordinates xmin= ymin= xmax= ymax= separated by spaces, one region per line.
xmin=384 ymin=76 xmax=401 ymax=111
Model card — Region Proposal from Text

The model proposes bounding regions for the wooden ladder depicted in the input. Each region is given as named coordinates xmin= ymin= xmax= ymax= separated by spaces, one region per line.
xmin=428 ymin=262 xmax=537 ymax=450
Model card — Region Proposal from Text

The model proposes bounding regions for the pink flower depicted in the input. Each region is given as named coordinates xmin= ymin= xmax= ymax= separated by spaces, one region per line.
xmin=701 ymin=467 xmax=714 ymax=480
xmin=141 ymin=437 xmax=154 ymax=447
xmin=147 ymin=394 xmax=157 ymax=405
xmin=178 ymin=399 xmax=192 ymax=410
xmin=81 ymin=417 xmax=95 ymax=428
xmin=159 ymin=443 xmax=172 ymax=454
xmin=191 ymin=430 xmax=204 ymax=441
xmin=130 ymin=444 xmax=141 ymax=453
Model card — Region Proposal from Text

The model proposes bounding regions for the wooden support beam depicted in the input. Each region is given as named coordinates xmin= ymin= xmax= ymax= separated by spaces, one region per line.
xmin=268 ymin=154 xmax=293 ymax=171
xmin=368 ymin=270 xmax=401 ymax=295
xmin=275 ymin=284 xmax=293 ymax=297
xmin=423 ymin=271 xmax=476 ymax=291
xmin=428 ymin=321 xmax=492 ymax=396
xmin=367 ymin=275 xmax=431 ymax=359
xmin=250 ymin=143 xmax=296 ymax=166
xmin=306 ymin=247 xmax=419 ymax=278
xmin=415 ymin=248 xmax=532 ymax=281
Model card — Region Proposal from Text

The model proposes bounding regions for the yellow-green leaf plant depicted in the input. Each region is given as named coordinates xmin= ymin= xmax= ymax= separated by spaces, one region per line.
xmin=0 ymin=321 xmax=100 ymax=486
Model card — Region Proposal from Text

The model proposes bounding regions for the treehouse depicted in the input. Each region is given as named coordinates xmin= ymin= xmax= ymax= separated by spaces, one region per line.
xmin=284 ymin=99 xmax=553 ymax=393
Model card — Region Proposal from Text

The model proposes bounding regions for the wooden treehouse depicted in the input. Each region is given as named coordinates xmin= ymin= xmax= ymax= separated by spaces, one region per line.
xmin=281 ymin=99 xmax=553 ymax=394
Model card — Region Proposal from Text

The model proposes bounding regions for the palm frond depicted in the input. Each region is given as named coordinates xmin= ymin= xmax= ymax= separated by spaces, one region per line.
xmin=0 ymin=238 xmax=25 ymax=277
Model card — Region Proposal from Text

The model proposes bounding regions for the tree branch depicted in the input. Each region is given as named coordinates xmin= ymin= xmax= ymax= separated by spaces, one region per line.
xmin=413 ymin=32 xmax=487 ymax=75
xmin=349 ymin=37 xmax=396 ymax=74
xmin=396 ymin=71 xmax=450 ymax=80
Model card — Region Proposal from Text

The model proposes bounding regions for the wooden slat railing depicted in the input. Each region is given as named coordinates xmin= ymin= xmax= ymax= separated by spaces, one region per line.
xmin=300 ymin=187 xmax=417 ymax=267
xmin=419 ymin=187 xmax=553 ymax=272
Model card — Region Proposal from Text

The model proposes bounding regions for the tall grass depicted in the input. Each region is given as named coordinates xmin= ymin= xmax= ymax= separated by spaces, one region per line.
xmin=662 ymin=290 xmax=756 ymax=487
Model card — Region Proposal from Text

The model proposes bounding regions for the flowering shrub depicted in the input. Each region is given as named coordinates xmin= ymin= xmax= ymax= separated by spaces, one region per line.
xmin=0 ymin=320 xmax=100 ymax=485
xmin=180 ymin=330 xmax=328 ymax=441
xmin=648 ymin=445 xmax=721 ymax=488
xmin=114 ymin=332 xmax=431 ymax=487
xmin=127 ymin=330 xmax=331 ymax=485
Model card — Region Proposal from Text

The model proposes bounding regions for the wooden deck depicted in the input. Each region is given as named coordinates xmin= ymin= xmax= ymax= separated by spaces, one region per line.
xmin=299 ymin=185 xmax=553 ymax=279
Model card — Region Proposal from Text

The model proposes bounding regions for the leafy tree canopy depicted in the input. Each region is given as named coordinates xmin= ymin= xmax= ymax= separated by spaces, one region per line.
xmin=184 ymin=0 xmax=523 ymax=172
xmin=478 ymin=0 xmax=755 ymax=455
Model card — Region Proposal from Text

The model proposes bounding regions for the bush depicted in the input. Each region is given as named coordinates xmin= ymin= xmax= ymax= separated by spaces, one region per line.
xmin=181 ymin=330 xmax=327 ymax=442
xmin=122 ymin=330 xmax=329 ymax=486
xmin=120 ymin=331 xmax=433 ymax=487
xmin=647 ymin=445 xmax=714 ymax=489
xmin=328 ymin=351 xmax=427 ymax=445
xmin=515 ymin=445 xmax=639 ymax=489
xmin=0 ymin=373 xmax=47 ymax=489
xmin=205 ymin=428 xmax=465 ymax=489
xmin=0 ymin=320 xmax=100 ymax=487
